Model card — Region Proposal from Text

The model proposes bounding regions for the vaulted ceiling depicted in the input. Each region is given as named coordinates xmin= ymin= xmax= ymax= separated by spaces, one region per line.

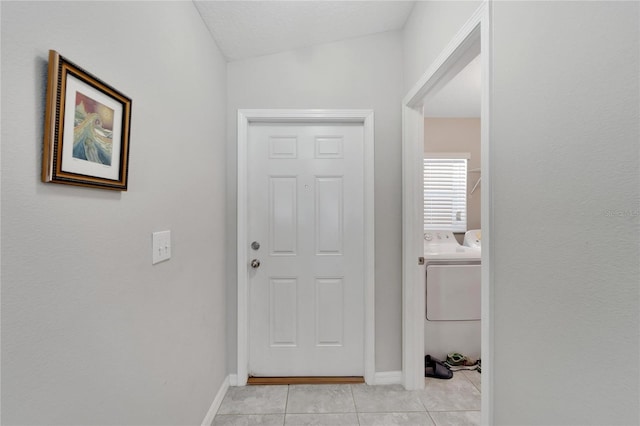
xmin=193 ymin=1 xmax=479 ymax=117
xmin=193 ymin=1 xmax=416 ymax=61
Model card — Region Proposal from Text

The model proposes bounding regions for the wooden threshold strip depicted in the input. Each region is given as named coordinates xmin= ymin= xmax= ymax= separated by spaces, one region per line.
xmin=247 ymin=376 xmax=365 ymax=385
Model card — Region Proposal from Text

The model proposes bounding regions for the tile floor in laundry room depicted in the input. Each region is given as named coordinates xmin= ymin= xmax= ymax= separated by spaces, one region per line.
xmin=212 ymin=370 xmax=481 ymax=426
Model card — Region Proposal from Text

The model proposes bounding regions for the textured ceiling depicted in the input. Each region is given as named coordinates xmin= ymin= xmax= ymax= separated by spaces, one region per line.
xmin=194 ymin=1 xmax=476 ymax=117
xmin=193 ymin=1 xmax=416 ymax=61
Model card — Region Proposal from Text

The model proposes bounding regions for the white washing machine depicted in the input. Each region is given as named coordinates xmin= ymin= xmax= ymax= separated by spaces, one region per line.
xmin=463 ymin=229 xmax=482 ymax=248
xmin=424 ymin=231 xmax=481 ymax=360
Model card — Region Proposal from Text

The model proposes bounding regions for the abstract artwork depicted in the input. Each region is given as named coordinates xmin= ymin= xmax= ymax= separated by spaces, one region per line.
xmin=42 ymin=50 xmax=132 ymax=190
xmin=73 ymin=92 xmax=114 ymax=166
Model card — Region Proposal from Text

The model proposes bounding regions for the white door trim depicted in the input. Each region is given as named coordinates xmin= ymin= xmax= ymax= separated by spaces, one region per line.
xmin=237 ymin=109 xmax=375 ymax=385
xmin=401 ymin=2 xmax=493 ymax=423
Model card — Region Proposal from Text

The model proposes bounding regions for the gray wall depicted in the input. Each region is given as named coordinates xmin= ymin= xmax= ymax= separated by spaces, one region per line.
xmin=226 ymin=31 xmax=404 ymax=373
xmin=491 ymin=2 xmax=639 ymax=424
xmin=402 ymin=1 xmax=481 ymax=94
xmin=406 ymin=1 xmax=639 ymax=424
xmin=1 ymin=2 xmax=228 ymax=424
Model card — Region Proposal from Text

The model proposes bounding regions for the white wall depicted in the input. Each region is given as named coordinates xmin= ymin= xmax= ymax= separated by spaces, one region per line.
xmin=1 ymin=2 xmax=228 ymax=424
xmin=402 ymin=1 xmax=481 ymax=94
xmin=226 ymin=31 xmax=404 ymax=372
xmin=491 ymin=2 xmax=639 ymax=424
xmin=405 ymin=1 xmax=639 ymax=424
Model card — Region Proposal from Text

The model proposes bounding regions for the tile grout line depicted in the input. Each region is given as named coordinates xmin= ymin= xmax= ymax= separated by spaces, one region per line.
xmin=348 ymin=384 xmax=362 ymax=425
xmin=426 ymin=410 xmax=438 ymax=426
xmin=417 ymin=379 xmax=429 ymax=413
xmin=429 ymin=409 xmax=482 ymax=412
xmin=461 ymin=370 xmax=482 ymax=393
xmin=283 ymin=384 xmax=290 ymax=425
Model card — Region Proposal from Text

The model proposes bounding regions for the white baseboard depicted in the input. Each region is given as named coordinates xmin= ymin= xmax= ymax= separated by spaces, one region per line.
xmin=228 ymin=374 xmax=238 ymax=386
xmin=374 ymin=371 xmax=403 ymax=385
xmin=201 ymin=375 xmax=230 ymax=426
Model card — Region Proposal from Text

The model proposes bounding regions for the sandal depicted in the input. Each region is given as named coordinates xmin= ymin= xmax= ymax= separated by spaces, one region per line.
xmin=446 ymin=352 xmax=466 ymax=366
xmin=425 ymin=355 xmax=453 ymax=379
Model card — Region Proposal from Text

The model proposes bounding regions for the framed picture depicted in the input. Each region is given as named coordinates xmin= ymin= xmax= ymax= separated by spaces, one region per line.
xmin=42 ymin=50 xmax=132 ymax=190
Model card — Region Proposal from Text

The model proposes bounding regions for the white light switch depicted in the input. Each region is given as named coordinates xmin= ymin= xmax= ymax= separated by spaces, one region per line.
xmin=152 ymin=230 xmax=171 ymax=264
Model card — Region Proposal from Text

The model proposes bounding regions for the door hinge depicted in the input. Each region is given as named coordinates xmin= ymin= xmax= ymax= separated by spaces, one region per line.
xmin=418 ymin=257 xmax=425 ymax=265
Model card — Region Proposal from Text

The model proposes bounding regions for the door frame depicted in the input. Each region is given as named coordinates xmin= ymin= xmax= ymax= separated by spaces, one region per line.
xmin=401 ymin=1 xmax=493 ymax=423
xmin=237 ymin=109 xmax=375 ymax=386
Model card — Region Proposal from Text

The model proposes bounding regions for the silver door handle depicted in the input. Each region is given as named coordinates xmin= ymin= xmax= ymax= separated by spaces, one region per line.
xmin=250 ymin=259 xmax=261 ymax=269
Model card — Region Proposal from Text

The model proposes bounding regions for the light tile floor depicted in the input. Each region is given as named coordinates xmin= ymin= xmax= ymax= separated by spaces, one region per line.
xmin=213 ymin=370 xmax=481 ymax=426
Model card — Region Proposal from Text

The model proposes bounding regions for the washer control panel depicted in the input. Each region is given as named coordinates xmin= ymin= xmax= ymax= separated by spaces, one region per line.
xmin=424 ymin=232 xmax=455 ymax=241
xmin=424 ymin=231 xmax=458 ymax=246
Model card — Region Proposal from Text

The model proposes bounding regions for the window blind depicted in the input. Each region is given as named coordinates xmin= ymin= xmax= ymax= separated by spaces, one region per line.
xmin=423 ymin=158 xmax=467 ymax=232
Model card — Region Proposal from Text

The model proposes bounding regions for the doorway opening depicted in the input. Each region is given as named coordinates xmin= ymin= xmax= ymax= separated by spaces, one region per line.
xmin=401 ymin=3 xmax=492 ymax=424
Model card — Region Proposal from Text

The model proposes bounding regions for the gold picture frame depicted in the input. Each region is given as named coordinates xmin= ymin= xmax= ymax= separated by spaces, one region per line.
xmin=42 ymin=50 xmax=132 ymax=190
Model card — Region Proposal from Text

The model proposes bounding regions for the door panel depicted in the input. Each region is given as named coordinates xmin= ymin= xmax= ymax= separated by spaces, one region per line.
xmin=269 ymin=177 xmax=297 ymax=255
xmin=248 ymin=123 xmax=364 ymax=377
xmin=315 ymin=277 xmax=344 ymax=346
xmin=315 ymin=177 xmax=343 ymax=255
xmin=269 ymin=278 xmax=298 ymax=346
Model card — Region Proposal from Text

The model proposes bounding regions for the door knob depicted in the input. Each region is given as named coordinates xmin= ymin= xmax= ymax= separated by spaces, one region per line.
xmin=250 ymin=259 xmax=261 ymax=269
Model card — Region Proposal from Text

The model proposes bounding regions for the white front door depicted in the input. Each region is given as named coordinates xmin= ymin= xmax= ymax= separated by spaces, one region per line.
xmin=247 ymin=123 xmax=365 ymax=377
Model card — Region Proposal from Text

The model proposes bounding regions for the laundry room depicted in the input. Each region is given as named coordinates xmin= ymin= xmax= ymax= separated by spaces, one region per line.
xmin=422 ymin=53 xmax=482 ymax=378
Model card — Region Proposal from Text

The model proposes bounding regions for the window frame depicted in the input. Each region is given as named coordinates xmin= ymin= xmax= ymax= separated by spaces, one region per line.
xmin=423 ymin=152 xmax=469 ymax=233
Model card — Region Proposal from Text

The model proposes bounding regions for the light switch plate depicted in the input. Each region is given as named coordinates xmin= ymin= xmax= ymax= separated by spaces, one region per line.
xmin=152 ymin=230 xmax=171 ymax=264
